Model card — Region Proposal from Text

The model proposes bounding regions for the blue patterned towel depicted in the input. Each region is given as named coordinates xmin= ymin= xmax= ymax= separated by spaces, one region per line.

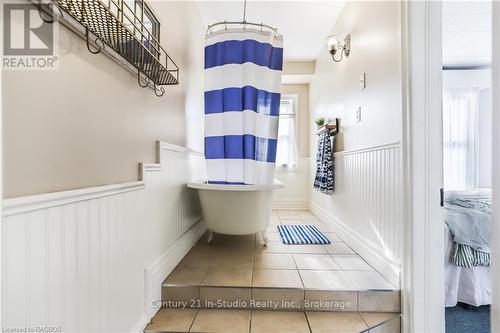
xmin=314 ymin=132 xmax=334 ymax=195
xmin=277 ymin=225 xmax=331 ymax=245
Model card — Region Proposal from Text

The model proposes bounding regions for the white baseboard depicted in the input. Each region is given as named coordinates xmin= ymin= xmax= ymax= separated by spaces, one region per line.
xmin=135 ymin=219 xmax=207 ymax=332
xmin=310 ymin=202 xmax=400 ymax=287
xmin=130 ymin=314 xmax=150 ymax=333
xmin=272 ymin=200 xmax=310 ymax=210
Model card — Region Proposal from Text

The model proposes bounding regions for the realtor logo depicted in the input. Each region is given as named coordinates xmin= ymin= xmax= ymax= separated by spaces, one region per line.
xmin=2 ymin=1 xmax=58 ymax=70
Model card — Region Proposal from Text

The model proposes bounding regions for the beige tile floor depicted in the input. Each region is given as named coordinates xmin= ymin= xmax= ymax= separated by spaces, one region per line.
xmin=164 ymin=210 xmax=396 ymax=291
xmin=151 ymin=210 xmax=401 ymax=332
xmin=145 ymin=308 xmax=400 ymax=333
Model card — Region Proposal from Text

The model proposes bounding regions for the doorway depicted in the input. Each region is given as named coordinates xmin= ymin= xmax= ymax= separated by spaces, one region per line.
xmin=441 ymin=2 xmax=492 ymax=332
xmin=401 ymin=1 xmax=496 ymax=332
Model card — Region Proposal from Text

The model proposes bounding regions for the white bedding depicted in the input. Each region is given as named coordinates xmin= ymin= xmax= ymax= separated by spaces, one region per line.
xmin=445 ymin=224 xmax=491 ymax=307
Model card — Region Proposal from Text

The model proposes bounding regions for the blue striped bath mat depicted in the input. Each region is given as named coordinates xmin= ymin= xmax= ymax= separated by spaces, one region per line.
xmin=277 ymin=225 xmax=331 ymax=245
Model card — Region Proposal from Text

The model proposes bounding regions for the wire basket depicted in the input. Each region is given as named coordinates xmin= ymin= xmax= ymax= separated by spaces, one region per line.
xmin=54 ymin=0 xmax=179 ymax=87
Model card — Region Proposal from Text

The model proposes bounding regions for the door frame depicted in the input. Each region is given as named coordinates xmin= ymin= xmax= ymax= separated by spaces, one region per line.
xmin=491 ymin=2 xmax=500 ymax=332
xmin=403 ymin=1 xmax=500 ymax=332
xmin=401 ymin=1 xmax=445 ymax=332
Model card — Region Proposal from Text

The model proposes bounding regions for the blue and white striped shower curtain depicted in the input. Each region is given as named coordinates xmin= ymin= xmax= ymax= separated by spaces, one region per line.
xmin=204 ymin=30 xmax=284 ymax=185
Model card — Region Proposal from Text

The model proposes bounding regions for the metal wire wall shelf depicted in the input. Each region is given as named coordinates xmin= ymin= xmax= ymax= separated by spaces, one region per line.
xmin=38 ymin=0 xmax=179 ymax=97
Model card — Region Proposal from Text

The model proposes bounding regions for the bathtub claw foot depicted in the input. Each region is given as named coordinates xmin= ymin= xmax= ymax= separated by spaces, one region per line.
xmin=207 ymin=231 xmax=214 ymax=244
xmin=261 ymin=232 xmax=268 ymax=246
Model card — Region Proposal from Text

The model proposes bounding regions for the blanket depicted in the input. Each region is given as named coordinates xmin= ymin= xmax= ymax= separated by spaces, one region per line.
xmin=444 ymin=199 xmax=491 ymax=268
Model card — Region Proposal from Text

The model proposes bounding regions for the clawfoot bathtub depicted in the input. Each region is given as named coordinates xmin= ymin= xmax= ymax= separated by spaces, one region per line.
xmin=187 ymin=181 xmax=283 ymax=245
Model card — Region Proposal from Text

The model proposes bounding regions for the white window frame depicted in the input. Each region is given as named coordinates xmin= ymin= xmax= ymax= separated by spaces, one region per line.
xmin=276 ymin=94 xmax=299 ymax=168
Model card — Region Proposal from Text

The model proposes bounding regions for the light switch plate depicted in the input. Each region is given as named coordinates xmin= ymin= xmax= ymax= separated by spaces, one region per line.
xmin=355 ymin=106 xmax=362 ymax=122
xmin=360 ymin=73 xmax=366 ymax=91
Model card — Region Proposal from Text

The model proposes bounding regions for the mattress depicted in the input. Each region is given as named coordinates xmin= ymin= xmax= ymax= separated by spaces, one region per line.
xmin=445 ymin=223 xmax=491 ymax=307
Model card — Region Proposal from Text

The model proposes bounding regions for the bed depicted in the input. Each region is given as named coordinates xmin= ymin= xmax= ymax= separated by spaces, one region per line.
xmin=444 ymin=189 xmax=492 ymax=307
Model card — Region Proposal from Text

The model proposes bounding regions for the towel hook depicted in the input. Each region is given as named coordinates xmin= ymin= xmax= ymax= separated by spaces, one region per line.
xmin=137 ymin=71 xmax=149 ymax=88
xmin=316 ymin=118 xmax=341 ymax=137
xmin=37 ymin=1 xmax=54 ymax=23
xmin=36 ymin=1 xmax=63 ymax=23
xmin=154 ymin=83 xmax=165 ymax=97
xmin=85 ymin=28 xmax=104 ymax=54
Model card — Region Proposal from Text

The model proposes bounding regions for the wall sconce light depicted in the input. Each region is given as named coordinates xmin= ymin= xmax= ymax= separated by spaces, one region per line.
xmin=325 ymin=34 xmax=351 ymax=62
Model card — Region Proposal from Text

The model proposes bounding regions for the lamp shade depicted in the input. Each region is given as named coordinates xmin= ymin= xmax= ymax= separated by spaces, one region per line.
xmin=325 ymin=35 xmax=340 ymax=52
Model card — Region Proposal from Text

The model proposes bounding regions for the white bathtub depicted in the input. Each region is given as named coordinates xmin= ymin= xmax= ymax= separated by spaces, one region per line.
xmin=187 ymin=180 xmax=283 ymax=244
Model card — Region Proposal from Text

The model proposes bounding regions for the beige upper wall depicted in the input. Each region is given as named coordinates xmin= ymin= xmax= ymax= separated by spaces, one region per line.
xmin=2 ymin=1 xmax=205 ymax=198
xmin=310 ymin=1 xmax=402 ymax=153
xmin=283 ymin=61 xmax=316 ymax=76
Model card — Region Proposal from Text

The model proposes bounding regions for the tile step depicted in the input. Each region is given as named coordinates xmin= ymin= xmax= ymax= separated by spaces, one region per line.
xmin=144 ymin=308 xmax=401 ymax=333
xmin=161 ymin=285 xmax=400 ymax=313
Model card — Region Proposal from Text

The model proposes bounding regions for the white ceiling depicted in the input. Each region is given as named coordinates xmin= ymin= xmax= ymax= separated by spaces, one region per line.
xmin=196 ymin=1 xmax=345 ymax=61
xmin=443 ymin=1 xmax=492 ymax=67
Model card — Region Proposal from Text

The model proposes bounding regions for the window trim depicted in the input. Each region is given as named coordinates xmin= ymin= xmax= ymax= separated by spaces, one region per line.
xmin=122 ymin=0 xmax=161 ymax=58
xmin=280 ymin=94 xmax=299 ymax=139
xmin=276 ymin=94 xmax=299 ymax=168
xmin=142 ymin=3 xmax=160 ymax=44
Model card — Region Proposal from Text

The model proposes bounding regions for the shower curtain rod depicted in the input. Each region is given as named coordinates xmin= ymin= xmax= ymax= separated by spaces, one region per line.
xmin=206 ymin=0 xmax=281 ymax=36
xmin=206 ymin=21 xmax=280 ymax=36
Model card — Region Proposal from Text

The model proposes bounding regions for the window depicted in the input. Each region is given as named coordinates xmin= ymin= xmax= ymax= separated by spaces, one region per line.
xmin=141 ymin=4 xmax=160 ymax=57
xmin=443 ymin=87 xmax=479 ymax=190
xmin=122 ymin=0 xmax=161 ymax=58
xmin=276 ymin=96 xmax=298 ymax=167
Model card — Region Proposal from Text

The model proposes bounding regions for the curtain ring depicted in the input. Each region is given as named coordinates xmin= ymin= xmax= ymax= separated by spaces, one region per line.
xmin=224 ymin=20 xmax=227 ymax=30
xmin=260 ymin=23 xmax=263 ymax=32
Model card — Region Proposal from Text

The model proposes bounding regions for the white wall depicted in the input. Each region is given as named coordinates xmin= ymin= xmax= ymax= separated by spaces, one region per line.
xmin=273 ymin=158 xmax=311 ymax=208
xmin=310 ymin=2 xmax=402 ymax=153
xmin=308 ymin=1 xmax=403 ymax=285
xmin=2 ymin=1 xmax=205 ymax=198
xmin=443 ymin=68 xmax=491 ymax=87
xmin=2 ymin=142 xmax=206 ymax=332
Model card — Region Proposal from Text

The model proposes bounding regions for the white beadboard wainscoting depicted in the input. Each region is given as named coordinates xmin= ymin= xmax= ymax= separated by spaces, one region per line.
xmin=2 ymin=142 xmax=206 ymax=333
xmin=310 ymin=142 xmax=402 ymax=287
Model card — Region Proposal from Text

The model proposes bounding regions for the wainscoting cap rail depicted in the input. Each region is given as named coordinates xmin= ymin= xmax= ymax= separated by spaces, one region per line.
xmin=3 ymin=181 xmax=145 ymax=217
xmin=140 ymin=163 xmax=162 ymax=180
xmin=335 ymin=141 xmax=401 ymax=157
xmin=157 ymin=141 xmax=204 ymax=157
